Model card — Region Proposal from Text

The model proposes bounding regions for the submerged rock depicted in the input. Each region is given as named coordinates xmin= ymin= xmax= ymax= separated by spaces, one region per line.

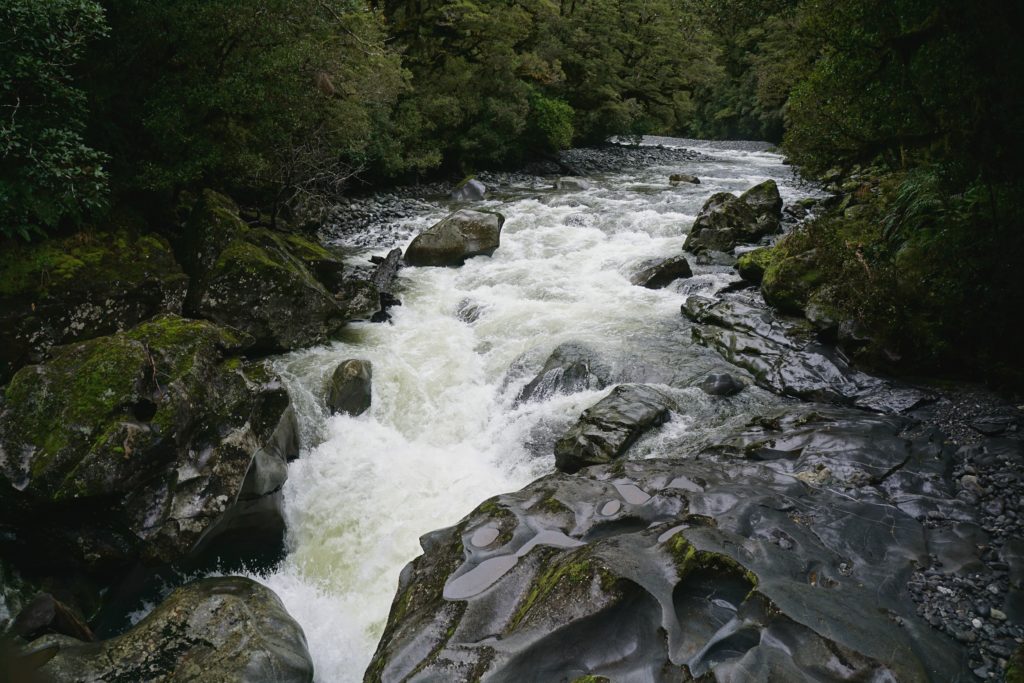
xmin=451 ymin=178 xmax=487 ymax=201
xmin=0 ymin=230 xmax=188 ymax=386
xmin=404 ymin=210 xmax=505 ymax=267
xmin=669 ymin=173 xmax=700 ymax=185
xmin=327 ymin=359 xmax=372 ymax=416
xmin=630 ymin=256 xmax=692 ymax=289
xmin=698 ymin=373 xmax=744 ymax=396
xmin=515 ymin=342 xmax=610 ymax=405
xmin=0 ymin=315 xmax=297 ymax=575
xmin=368 ymin=446 xmax=970 ymax=682
xmin=27 ymin=577 xmax=313 ymax=683
xmin=554 ymin=384 xmax=673 ymax=473
xmin=554 ymin=177 xmax=592 ymax=191
xmin=683 ymin=180 xmax=783 ymax=254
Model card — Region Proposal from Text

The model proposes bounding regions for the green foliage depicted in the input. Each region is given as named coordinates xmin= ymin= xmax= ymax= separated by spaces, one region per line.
xmin=0 ymin=0 xmax=110 ymax=239
xmin=527 ymin=93 xmax=575 ymax=152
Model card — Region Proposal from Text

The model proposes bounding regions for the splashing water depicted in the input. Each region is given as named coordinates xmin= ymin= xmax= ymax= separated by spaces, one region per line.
xmin=247 ymin=138 xmax=811 ymax=681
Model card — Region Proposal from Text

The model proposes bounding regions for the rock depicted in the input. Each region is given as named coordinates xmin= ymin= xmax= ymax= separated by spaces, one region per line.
xmin=761 ymin=246 xmax=825 ymax=316
xmin=0 ymin=315 xmax=298 ymax=576
xmin=684 ymin=180 xmax=783 ymax=254
xmin=183 ymin=191 xmax=351 ymax=353
xmin=694 ymin=250 xmax=737 ymax=267
xmin=682 ymin=293 xmax=932 ymax=413
xmin=327 ymin=359 xmax=372 ymax=416
xmin=630 ymin=256 xmax=692 ymax=289
xmin=0 ymin=230 xmax=188 ymax=386
xmin=404 ymin=210 xmax=505 ymax=267
xmin=735 ymin=247 xmax=773 ymax=284
xmin=516 ymin=343 xmax=610 ymax=405
xmin=11 ymin=593 xmax=94 ymax=642
xmin=554 ymin=177 xmax=592 ymax=191
xmin=669 ymin=173 xmax=700 ymax=185
xmin=368 ymin=454 xmax=971 ymax=681
xmin=554 ymin=384 xmax=673 ymax=473
xmin=451 ymin=178 xmax=487 ymax=201
xmin=27 ymin=577 xmax=313 ymax=683
xmin=698 ymin=373 xmax=744 ymax=396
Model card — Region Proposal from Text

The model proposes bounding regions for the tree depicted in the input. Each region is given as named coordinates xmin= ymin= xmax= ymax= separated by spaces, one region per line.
xmin=0 ymin=0 xmax=109 ymax=239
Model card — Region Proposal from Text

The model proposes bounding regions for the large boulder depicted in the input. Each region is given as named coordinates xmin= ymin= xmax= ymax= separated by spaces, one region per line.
xmin=25 ymin=577 xmax=313 ymax=683
xmin=183 ymin=190 xmax=351 ymax=353
xmin=683 ymin=180 xmax=783 ymax=254
xmin=554 ymin=384 xmax=673 ymax=473
xmin=451 ymin=178 xmax=487 ymax=201
xmin=761 ymin=245 xmax=826 ymax=316
xmin=735 ymin=247 xmax=773 ymax=284
xmin=515 ymin=342 xmax=610 ymax=405
xmin=631 ymin=255 xmax=692 ymax=289
xmin=326 ymin=359 xmax=372 ymax=416
xmin=404 ymin=210 xmax=505 ymax=267
xmin=367 ymin=414 xmax=972 ymax=682
xmin=0 ymin=230 xmax=188 ymax=386
xmin=0 ymin=315 xmax=298 ymax=576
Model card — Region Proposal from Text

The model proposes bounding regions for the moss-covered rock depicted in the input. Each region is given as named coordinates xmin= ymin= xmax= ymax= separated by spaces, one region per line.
xmin=0 ymin=315 xmax=297 ymax=575
xmin=683 ymin=180 xmax=783 ymax=255
xmin=183 ymin=190 xmax=351 ymax=352
xmin=0 ymin=230 xmax=188 ymax=386
xmin=736 ymin=247 xmax=774 ymax=284
xmin=26 ymin=577 xmax=313 ymax=683
xmin=760 ymin=235 xmax=826 ymax=316
xmin=404 ymin=210 xmax=505 ymax=267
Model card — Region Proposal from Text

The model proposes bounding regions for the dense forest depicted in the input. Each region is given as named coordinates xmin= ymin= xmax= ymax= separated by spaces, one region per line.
xmin=2 ymin=0 xmax=1023 ymax=373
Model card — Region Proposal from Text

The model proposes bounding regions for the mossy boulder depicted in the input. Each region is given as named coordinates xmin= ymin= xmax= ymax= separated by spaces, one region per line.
xmin=0 ymin=230 xmax=188 ymax=386
xmin=183 ymin=190 xmax=351 ymax=352
xmin=683 ymin=180 xmax=782 ymax=255
xmin=735 ymin=247 xmax=774 ymax=284
xmin=0 ymin=315 xmax=298 ymax=575
xmin=26 ymin=577 xmax=313 ymax=683
xmin=760 ymin=238 xmax=826 ymax=316
xmin=405 ymin=210 xmax=505 ymax=267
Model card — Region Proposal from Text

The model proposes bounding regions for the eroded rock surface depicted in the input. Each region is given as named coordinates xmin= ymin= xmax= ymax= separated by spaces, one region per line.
xmin=26 ymin=577 xmax=313 ymax=683
xmin=368 ymin=413 xmax=973 ymax=682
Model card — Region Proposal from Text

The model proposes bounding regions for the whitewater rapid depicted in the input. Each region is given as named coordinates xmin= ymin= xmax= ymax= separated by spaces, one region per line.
xmin=249 ymin=139 xmax=810 ymax=681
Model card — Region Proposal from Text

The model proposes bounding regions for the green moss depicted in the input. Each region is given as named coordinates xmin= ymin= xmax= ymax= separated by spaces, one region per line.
xmin=571 ymin=677 xmax=610 ymax=683
xmin=508 ymin=551 xmax=600 ymax=632
xmin=736 ymin=247 xmax=774 ymax=284
xmin=282 ymin=233 xmax=335 ymax=262
xmin=214 ymin=238 xmax=285 ymax=274
xmin=536 ymin=496 xmax=571 ymax=515
xmin=665 ymin=533 xmax=758 ymax=588
xmin=1007 ymin=645 xmax=1024 ymax=683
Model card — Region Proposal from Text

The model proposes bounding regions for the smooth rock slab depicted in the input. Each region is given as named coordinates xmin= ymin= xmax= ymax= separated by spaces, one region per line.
xmin=405 ymin=210 xmax=505 ymax=267
xmin=368 ymin=456 xmax=971 ymax=682
xmin=27 ymin=577 xmax=313 ymax=683
xmin=554 ymin=384 xmax=673 ymax=473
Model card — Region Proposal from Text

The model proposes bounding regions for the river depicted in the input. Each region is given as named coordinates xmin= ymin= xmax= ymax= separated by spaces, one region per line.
xmin=248 ymin=138 xmax=813 ymax=681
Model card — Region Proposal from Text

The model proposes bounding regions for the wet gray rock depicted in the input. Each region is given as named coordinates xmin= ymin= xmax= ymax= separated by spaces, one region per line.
xmin=405 ymin=210 xmax=505 ymax=267
xmin=683 ymin=180 xmax=783 ymax=254
xmin=368 ymin=453 xmax=971 ymax=682
xmin=26 ymin=577 xmax=313 ymax=683
xmin=554 ymin=384 xmax=673 ymax=473
xmin=698 ymin=373 xmax=744 ymax=396
xmin=11 ymin=593 xmax=94 ymax=642
xmin=451 ymin=178 xmax=487 ymax=201
xmin=516 ymin=343 xmax=610 ymax=405
xmin=327 ymin=359 xmax=372 ymax=416
xmin=682 ymin=292 xmax=932 ymax=413
xmin=669 ymin=173 xmax=700 ymax=185
xmin=554 ymin=177 xmax=593 ymax=191
xmin=631 ymin=256 xmax=693 ymax=289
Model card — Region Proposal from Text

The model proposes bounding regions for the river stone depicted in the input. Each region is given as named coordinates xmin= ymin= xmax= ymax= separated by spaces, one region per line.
xmin=516 ymin=343 xmax=610 ymax=406
xmin=669 ymin=173 xmax=700 ymax=185
xmin=0 ymin=315 xmax=298 ymax=576
xmin=698 ymin=373 xmax=744 ymax=396
xmin=405 ymin=210 xmax=505 ymax=267
xmin=684 ymin=180 xmax=783 ymax=254
xmin=554 ymin=384 xmax=673 ymax=473
xmin=327 ymin=359 xmax=372 ymax=416
xmin=631 ymin=256 xmax=693 ymax=289
xmin=683 ymin=292 xmax=932 ymax=414
xmin=11 ymin=593 xmax=94 ymax=642
xmin=26 ymin=577 xmax=313 ymax=683
xmin=554 ymin=177 xmax=592 ymax=191
xmin=451 ymin=178 xmax=487 ymax=201
xmin=735 ymin=247 xmax=772 ymax=284
xmin=0 ymin=230 xmax=188 ymax=386
xmin=368 ymin=451 xmax=971 ymax=682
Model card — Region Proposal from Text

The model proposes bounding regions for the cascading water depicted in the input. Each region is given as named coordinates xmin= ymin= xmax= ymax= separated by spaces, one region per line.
xmin=248 ymin=138 xmax=811 ymax=681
